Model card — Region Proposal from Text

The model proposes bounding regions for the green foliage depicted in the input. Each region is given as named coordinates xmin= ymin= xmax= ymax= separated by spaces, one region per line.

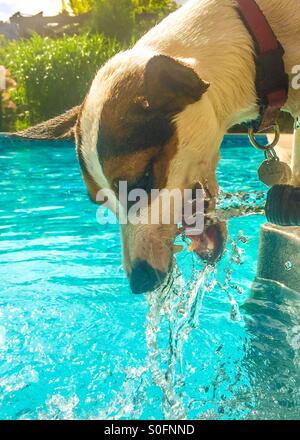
xmin=133 ymin=0 xmax=177 ymax=35
xmin=133 ymin=0 xmax=177 ymax=12
xmin=77 ymin=0 xmax=178 ymax=42
xmin=61 ymin=0 xmax=67 ymax=13
xmin=68 ymin=0 xmax=94 ymax=15
xmin=91 ymin=0 xmax=135 ymax=43
xmin=0 ymin=34 xmax=121 ymax=131
xmin=0 ymin=1 xmax=179 ymax=131
xmin=0 ymin=34 xmax=7 ymax=48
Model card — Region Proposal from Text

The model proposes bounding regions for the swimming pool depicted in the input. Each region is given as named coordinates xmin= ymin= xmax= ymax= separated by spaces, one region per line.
xmin=0 ymin=134 xmax=299 ymax=420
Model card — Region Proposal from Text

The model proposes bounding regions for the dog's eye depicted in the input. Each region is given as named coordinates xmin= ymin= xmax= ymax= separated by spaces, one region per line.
xmin=128 ymin=163 xmax=154 ymax=194
xmin=113 ymin=163 xmax=154 ymax=196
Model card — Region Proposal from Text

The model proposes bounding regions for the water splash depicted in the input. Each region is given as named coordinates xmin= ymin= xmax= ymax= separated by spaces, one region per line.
xmin=217 ymin=191 xmax=266 ymax=221
xmin=145 ymin=263 xmax=215 ymax=419
xmin=96 ymin=262 xmax=215 ymax=420
xmin=217 ymin=231 xmax=248 ymax=322
xmin=96 ymin=233 xmax=250 ymax=420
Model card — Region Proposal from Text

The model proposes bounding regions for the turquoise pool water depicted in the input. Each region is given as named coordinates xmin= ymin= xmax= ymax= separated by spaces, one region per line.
xmin=0 ymin=135 xmax=299 ymax=420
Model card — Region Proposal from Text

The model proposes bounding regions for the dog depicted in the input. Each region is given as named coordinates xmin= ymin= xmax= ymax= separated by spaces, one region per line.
xmin=18 ymin=0 xmax=300 ymax=294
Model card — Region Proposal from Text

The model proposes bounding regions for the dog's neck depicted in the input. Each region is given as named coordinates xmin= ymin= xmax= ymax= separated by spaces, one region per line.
xmin=133 ymin=0 xmax=300 ymax=191
xmin=136 ymin=0 xmax=299 ymax=129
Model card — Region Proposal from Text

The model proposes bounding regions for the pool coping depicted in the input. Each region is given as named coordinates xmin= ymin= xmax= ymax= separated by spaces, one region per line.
xmin=0 ymin=132 xmax=269 ymax=147
xmin=0 ymin=132 xmax=75 ymax=146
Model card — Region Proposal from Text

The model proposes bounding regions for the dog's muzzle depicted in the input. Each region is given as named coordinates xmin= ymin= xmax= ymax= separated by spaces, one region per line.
xmin=129 ymin=259 xmax=168 ymax=294
xmin=127 ymin=184 xmax=228 ymax=294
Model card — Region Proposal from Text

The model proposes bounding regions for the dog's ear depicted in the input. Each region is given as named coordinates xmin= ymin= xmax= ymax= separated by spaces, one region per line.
xmin=144 ymin=55 xmax=210 ymax=112
xmin=14 ymin=105 xmax=80 ymax=140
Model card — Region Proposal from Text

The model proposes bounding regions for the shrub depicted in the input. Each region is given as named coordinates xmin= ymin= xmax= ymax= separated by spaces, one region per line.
xmin=70 ymin=0 xmax=178 ymax=42
xmin=91 ymin=0 xmax=135 ymax=43
xmin=133 ymin=0 xmax=178 ymax=36
xmin=0 ymin=2 xmax=179 ymax=131
xmin=0 ymin=34 xmax=121 ymax=131
xmin=68 ymin=0 xmax=94 ymax=15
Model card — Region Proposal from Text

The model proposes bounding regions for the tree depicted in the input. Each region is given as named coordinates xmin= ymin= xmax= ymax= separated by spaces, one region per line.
xmin=133 ymin=0 xmax=177 ymax=15
xmin=68 ymin=0 xmax=178 ymax=42
xmin=91 ymin=0 xmax=135 ymax=42
xmin=133 ymin=0 xmax=177 ymax=35
xmin=68 ymin=0 xmax=94 ymax=15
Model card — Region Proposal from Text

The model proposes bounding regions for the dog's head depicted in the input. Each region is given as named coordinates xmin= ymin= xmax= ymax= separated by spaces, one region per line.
xmin=18 ymin=49 xmax=227 ymax=293
xmin=78 ymin=50 xmax=228 ymax=293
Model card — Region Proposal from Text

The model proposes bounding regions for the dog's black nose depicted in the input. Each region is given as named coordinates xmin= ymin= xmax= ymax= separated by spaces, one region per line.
xmin=129 ymin=260 xmax=167 ymax=294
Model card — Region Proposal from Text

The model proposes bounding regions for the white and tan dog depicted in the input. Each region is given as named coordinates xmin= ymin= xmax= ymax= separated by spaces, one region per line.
xmin=19 ymin=0 xmax=300 ymax=293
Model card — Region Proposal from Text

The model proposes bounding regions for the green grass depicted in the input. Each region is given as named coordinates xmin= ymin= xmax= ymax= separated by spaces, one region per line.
xmin=0 ymin=34 xmax=121 ymax=131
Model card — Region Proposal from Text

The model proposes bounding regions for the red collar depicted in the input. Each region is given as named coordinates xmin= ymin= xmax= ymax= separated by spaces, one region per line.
xmin=235 ymin=0 xmax=289 ymax=130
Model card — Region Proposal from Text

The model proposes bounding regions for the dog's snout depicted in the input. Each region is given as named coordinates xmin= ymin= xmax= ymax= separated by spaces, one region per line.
xmin=129 ymin=260 xmax=167 ymax=294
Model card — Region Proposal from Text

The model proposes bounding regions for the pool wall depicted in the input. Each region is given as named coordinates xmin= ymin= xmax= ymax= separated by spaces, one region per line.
xmin=256 ymin=223 xmax=300 ymax=293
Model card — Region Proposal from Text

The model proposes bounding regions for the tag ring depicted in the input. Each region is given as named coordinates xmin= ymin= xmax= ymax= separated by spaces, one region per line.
xmin=248 ymin=124 xmax=280 ymax=151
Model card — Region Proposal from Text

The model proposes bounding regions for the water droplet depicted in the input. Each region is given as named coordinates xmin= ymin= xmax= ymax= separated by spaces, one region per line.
xmin=285 ymin=261 xmax=293 ymax=271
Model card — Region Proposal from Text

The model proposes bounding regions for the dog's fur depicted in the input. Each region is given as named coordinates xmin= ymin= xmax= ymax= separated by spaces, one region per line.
xmin=17 ymin=0 xmax=300 ymax=291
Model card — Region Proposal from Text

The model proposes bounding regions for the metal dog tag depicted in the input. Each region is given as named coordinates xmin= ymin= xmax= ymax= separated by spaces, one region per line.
xmin=258 ymin=158 xmax=292 ymax=187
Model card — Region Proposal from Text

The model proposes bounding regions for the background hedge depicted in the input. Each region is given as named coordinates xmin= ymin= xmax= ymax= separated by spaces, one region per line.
xmin=0 ymin=34 xmax=121 ymax=131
